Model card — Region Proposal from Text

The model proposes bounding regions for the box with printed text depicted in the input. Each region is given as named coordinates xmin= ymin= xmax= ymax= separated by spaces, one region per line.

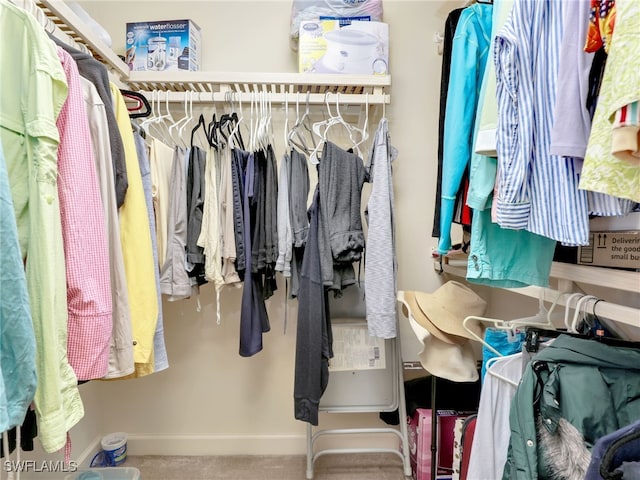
xmin=577 ymin=231 xmax=640 ymax=270
xmin=125 ymin=19 xmax=201 ymax=71
xmin=298 ymin=19 xmax=389 ymax=75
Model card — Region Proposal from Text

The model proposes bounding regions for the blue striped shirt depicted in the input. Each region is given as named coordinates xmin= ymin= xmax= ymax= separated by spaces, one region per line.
xmin=494 ymin=0 xmax=590 ymax=246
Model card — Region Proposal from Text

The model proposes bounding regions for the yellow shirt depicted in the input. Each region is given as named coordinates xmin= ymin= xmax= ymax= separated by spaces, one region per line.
xmin=110 ymin=84 xmax=158 ymax=370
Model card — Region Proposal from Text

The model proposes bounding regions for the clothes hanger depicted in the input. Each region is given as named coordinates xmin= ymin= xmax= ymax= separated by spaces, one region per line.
xmin=570 ymin=294 xmax=599 ymax=333
xmin=334 ymin=92 xmax=366 ymax=157
xmin=169 ymin=90 xmax=191 ymax=147
xmin=310 ymin=92 xmax=363 ymax=164
xmin=485 ymin=356 xmax=519 ymax=387
xmin=268 ymin=90 xmax=275 ymax=148
xmin=562 ymin=292 xmax=585 ymax=330
xmin=524 ymin=321 xmax=640 ymax=353
xmin=351 ymin=92 xmax=370 ymax=156
xmin=287 ymin=92 xmax=306 ymax=153
xmin=288 ymin=91 xmax=318 ymax=155
xmin=178 ymin=91 xmax=196 ymax=147
xmin=190 ymin=113 xmax=209 ymax=148
xmin=249 ymin=90 xmax=256 ymax=152
xmin=120 ymin=90 xmax=151 ymax=119
xmin=256 ymin=90 xmax=268 ymax=151
xmin=149 ymin=90 xmax=177 ymax=145
xmin=462 ymin=290 xmax=566 ymax=357
xmin=216 ymin=91 xmax=233 ymax=147
xmin=139 ymin=90 xmax=159 ymax=137
xmin=228 ymin=92 xmax=245 ymax=150
xmin=283 ymin=92 xmax=290 ymax=150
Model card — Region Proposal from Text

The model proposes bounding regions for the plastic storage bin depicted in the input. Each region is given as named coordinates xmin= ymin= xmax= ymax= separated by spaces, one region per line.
xmin=64 ymin=467 xmax=141 ymax=480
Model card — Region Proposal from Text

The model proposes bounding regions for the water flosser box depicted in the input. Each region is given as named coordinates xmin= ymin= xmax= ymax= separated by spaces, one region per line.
xmin=126 ymin=19 xmax=201 ymax=71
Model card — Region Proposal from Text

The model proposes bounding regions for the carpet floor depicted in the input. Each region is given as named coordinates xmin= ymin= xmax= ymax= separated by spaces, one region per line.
xmin=123 ymin=453 xmax=410 ymax=479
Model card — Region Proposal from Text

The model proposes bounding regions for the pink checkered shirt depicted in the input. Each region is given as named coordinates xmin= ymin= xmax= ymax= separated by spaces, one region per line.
xmin=56 ymin=47 xmax=112 ymax=381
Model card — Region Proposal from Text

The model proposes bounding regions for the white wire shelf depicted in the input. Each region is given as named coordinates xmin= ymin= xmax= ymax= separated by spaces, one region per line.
xmin=126 ymin=71 xmax=391 ymax=105
xmin=435 ymin=259 xmax=640 ymax=329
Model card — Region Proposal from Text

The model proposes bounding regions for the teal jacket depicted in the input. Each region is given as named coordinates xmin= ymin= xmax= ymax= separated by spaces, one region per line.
xmin=503 ymin=335 xmax=640 ymax=479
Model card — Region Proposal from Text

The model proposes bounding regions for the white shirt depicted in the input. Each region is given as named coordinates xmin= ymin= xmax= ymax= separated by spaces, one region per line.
xmin=467 ymin=353 xmax=523 ymax=480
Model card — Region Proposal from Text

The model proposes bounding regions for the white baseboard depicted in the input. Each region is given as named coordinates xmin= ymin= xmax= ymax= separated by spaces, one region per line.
xmin=16 ymin=436 xmax=102 ymax=480
xmin=76 ymin=435 xmax=103 ymax=469
xmin=125 ymin=434 xmax=308 ymax=456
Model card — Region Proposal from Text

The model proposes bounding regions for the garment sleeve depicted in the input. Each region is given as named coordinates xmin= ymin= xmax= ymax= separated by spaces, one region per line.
xmin=437 ymin=14 xmax=482 ymax=254
xmin=275 ymin=153 xmax=293 ymax=276
xmin=27 ymin=65 xmax=86 ymax=454
xmin=494 ymin=4 xmax=532 ymax=229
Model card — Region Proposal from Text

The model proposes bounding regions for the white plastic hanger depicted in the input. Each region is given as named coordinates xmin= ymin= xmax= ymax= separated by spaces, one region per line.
xmin=249 ymin=90 xmax=258 ymax=152
xmin=177 ymin=91 xmax=195 ymax=147
xmin=570 ymin=294 xmax=599 ymax=333
xmin=462 ymin=290 xmax=566 ymax=357
xmin=228 ymin=91 xmax=245 ymax=150
xmin=139 ymin=89 xmax=159 ymax=137
xmin=310 ymin=92 xmax=367 ymax=164
xmin=283 ymin=92 xmax=290 ymax=149
xmin=286 ymin=92 xmax=302 ymax=152
xmin=169 ymin=90 xmax=192 ymax=147
xmin=150 ymin=90 xmax=177 ymax=145
xmin=485 ymin=356 xmax=519 ymax=387
xmin=288 ymin=92 xmax=317 ymax=155
xmin=351 ymin=92 xmax=370 ymax=156
xmin=562 ymin=292 xmax=585 ymax=331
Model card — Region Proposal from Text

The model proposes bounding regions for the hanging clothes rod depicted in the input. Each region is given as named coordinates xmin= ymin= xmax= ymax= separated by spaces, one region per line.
xmin=134 ymin=90 xmax=388 ymax=106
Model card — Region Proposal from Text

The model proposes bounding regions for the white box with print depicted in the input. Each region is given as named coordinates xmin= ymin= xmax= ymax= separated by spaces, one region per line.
xmin=125 ymin=19 xmax=201 ymax=71
xmin=299 ymin=19 xmax=388 ymax=75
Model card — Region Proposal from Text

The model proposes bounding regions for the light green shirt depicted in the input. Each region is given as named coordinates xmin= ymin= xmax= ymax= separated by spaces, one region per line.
xmin=581 ymin=0 xmax=640 ymax=203
xmin=0 ymin=0 xmax=84 ymax=453
xmin=473 ymin=0 xmax=515 ymax=158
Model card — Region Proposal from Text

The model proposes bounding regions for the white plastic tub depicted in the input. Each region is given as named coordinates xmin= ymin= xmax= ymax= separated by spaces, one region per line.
xmin=64 ymin=467 xmax=141 ymax=480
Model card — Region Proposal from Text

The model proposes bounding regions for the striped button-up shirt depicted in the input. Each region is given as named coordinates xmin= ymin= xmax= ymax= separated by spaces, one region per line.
xmin=494 ymin=0 xmax=590 ymax=246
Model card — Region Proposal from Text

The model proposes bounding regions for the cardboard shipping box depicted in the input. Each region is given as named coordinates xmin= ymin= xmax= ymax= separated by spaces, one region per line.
xmin=577 ymin=231 xmax=640 ymax=270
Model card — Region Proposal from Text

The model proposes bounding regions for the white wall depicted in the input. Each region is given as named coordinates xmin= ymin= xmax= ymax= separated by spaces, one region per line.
xmin=33 ymin=0 xmax=453 ymax=461
xmin=19 ymin=0 xmax=638 ymax=471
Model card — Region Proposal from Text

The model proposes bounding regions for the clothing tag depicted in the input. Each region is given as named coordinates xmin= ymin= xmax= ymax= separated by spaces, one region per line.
xmin=507 ymin=329 xmax=518 ymax=343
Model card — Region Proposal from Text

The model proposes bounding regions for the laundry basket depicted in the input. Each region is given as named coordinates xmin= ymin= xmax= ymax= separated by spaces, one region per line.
xmin=64 ymin=467 xmax=141 ymax=480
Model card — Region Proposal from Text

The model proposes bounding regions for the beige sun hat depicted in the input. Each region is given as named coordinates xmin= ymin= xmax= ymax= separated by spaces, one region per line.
xmin=410 ymin=281 xmax=487 ymax=342
xmin=402 ymin=305 xmax=479 ymax=383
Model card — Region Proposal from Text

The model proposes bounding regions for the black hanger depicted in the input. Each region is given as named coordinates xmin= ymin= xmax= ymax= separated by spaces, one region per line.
xmin=525 ymin=326 xmax=640 ymax=353
xmin=230 ymin=112 xmax=245 ymax=150
xmin=190 ymin=113 xmax=207 ymax=147
xmin=217 ymin=113 xmax=233 ymax=145
xmin=120 ymin=90 xmax=151 ymax=119
xmin=207 ymin=113 xmax=219 ymax=150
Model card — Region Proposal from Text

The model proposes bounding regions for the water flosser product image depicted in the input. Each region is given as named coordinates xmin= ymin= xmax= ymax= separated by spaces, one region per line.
xmin=147 ymin=36 xmax=167 ymax=71
xmin=168 ymin=36 xmax=181 ymax=66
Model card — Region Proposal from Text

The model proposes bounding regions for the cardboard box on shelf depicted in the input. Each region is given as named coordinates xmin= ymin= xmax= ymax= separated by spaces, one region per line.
xmin=298 ymin=19 xmax=388 ymax=75
xmin=577 ymin=231 xmax=640 ymax=270
xmin=126 ymin=19 xmax=201 ymax=71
